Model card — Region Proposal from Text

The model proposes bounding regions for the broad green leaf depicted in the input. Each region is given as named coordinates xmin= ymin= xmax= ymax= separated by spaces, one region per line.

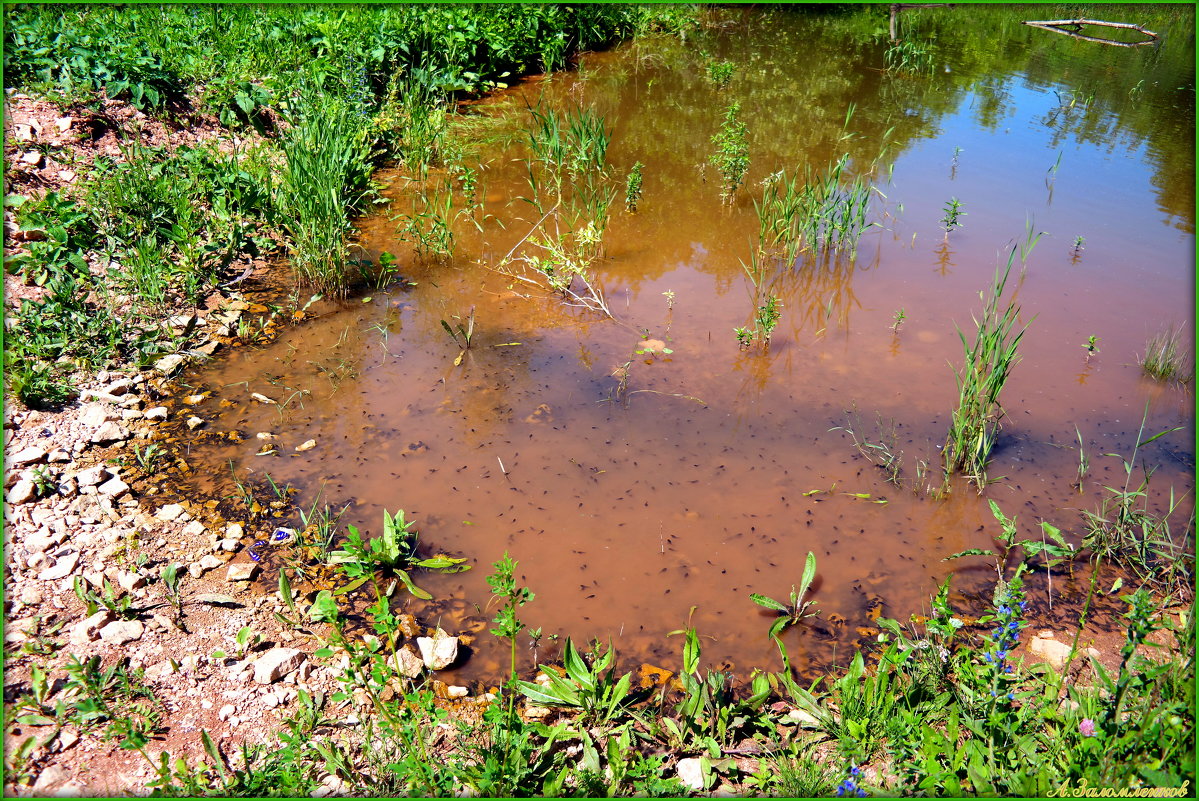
xmin=308 ymin=590 xmax=339 ymax=623
xmin=394 ymin=569 xmax=432 ymax=600
xmin=750 ymin=593 xmax=788 ymax=613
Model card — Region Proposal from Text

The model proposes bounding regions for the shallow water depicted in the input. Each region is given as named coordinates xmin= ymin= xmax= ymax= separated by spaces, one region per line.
xmin=173 ymin=7 xmax=1194 ymax=681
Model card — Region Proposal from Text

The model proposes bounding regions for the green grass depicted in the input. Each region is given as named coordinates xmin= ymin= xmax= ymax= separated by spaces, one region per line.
xmin=756 ymin=154 xmax=877 ymax=261
xmin=1139 ymin=326 xmax=1193 ymax=382
xmin=944 ymin=248 xmax=1032 ymax=483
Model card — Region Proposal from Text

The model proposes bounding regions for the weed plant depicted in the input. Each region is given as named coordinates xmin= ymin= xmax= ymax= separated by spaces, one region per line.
xmin=884 ymin=38 xmax=936 ymax=74
xmin=756 ymin=154 xmax=877 ymax=260
xmin=1139 ymin=325 xmax=1193 ymax=383
xmin=710 ymin=102 xmax=750 ymax=202
xmin=944 ymin=248 xmax=1033 ymax=483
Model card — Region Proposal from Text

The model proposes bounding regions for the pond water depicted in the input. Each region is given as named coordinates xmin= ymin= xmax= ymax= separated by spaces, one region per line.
xmin=172 ymin=6 xmax=1194 ymax=681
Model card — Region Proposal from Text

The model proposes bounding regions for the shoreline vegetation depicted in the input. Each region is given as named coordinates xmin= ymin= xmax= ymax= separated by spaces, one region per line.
xmin=3 ymin=4 xmax=1194 ymax=796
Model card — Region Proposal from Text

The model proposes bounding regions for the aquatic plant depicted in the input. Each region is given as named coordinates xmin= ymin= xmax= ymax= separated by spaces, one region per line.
xmin=884 ymin=38 xmax=935 ymax=74
xmin=1082 ymin=334 xmax=1099 ymax=357
xmin=940 ymin=197 xmax=965 ymax=237
xmin=624 ymin=161 xmax=644 ymax=212
xmin=328 ymin=509 xmax=469 ymax=600
xmin=1138 ymin=325 xmax=1192 ymax=382
xmin=755 ymin=295 xmax=782 ymax=342
xmin=944 ymin=249 xmax=1031 ymax=483
xmin=710 ymin=101 xmax=750 ymax=202
xmin=891 ymin=308 xmax=906 ymax=332
xmin=750 ymin=551 xmax=818 ymax=668
xmin=440 ymin=307 xmax=476 ymax=366
xmin=706 ymin=57 xmax=735 ymax=88
xmin=755 ymin=154 xmax=876 ymax=260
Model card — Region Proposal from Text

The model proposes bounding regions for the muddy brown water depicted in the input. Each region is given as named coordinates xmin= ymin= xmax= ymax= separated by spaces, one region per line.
xmin=171 ymin=9 xmax=1194 ymax=682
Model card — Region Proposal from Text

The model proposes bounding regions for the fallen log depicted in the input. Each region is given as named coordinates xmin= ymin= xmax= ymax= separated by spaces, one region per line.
xmin=1023 ymin=18 xmax=1159 ymax=47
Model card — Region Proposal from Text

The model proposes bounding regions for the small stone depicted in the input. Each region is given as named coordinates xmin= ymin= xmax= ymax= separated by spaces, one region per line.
xmin=218 ymin=704 xmax=235 ymax=721
xmin=523 ymin=704 xmax=552 ymax=720
xmin=227 ymin=563 xmax=258 ymax=582
xmin=198 ymin=554 xmax=223 ymax=572
xmin=118 ymin=571 xmax=147 ymax=592
xmin=55 ymin=116 xmax=73 ymax=133
xmin=219 ymin=538 xmax=240 ymax=552
xmin=23 ymin=528 xmax=62 ymax=554
xmin=252 ymin=647 xmax=306 ymax=684
xmin=152 ymin=613 xmax=182 ymax=634
xmin=91 ymin=421 xmax=130 ymax=443
xmin=47 ymin=449 xmax=71 ymax=463
xmin=186 ymin=416 xmax=205 ymax=430
xmin=70 ymin=611 xmax=113 ymax=644
xmin=677 ymin=758 xmax=705 ymax=791
xmin=97 ymin=477 xmax=130 ymax=498
xmin=8 ymin=479 xmax=37 ymax=504
xmin=156 ymin=503 xmax=186 ymax=521
xmin=20 ymin=150 xmax=42 ymax=167
xmin=250 ymin=393 xmax=277 ymax=404
xmin=262 ymin=693 xmax=280 ymax=709
xmin=37 ymin=551 xmax=80 ymax=581
xmin=57 ymin=729 xmax=80 ymax=751
xmin=394 ymin=646 xmax=425 ymax=678
xmin=155 ymin=354 xmax=187 ymax=374
xmin=255 ymin=432 xmax=276 ymax=440
xmin=78 ymin=404 xmax=114 ymax=428
xmin=99 ymin=620 xmax=144 ymax=645
xmin=32 ymin=764 xmax=68 ymax=793
xmin=10 ymin=445 xmax=47 ymax=466
xmin=225 ymin=522 xmax=244 ymax=539
xmin=447 ymin=685 xmax=469 ymax=699
xmin=20 ymin=585 xmax=43 ymax=606
xmin=77 ymin=465 xmax=109 ymax=487
xmin=144 ymin=407 xmax=169 ymax=421
xmin=182 ymin=520 xmax=206 ymax=538
xmin=1029 ymin=633 xmax=1074 ymax=670
xmin=295 ymin=439 xmax=316 ymax=452
xmin=416 ymin=628 xmax=459 ymax=671
xmin=105 ymin=379 xmax=133 ymax=396
xmin=196 ymin=340 xmax=221 ymax=357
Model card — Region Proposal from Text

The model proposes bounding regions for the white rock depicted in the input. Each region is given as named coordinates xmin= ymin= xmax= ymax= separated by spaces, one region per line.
xmin=155 ymin=354 xmax=187 ymax=374
xmin=227 ymin=563 xmax=258 ymax=582
xmin=186 ymin=416 xmax=205 ymax=430
xmin=70 ymin=611 xmax=113 ymax=645
xmin=198 ymin=554 xmax=223 ymax=571
xmin=143 ymin=407 xmax=167 ymax=422
xmin=218 ymin=704 xmax=235 ymax=721
xmin=447 ymin=685 xmax=469 ymax=699
xmin=416 ymin=628 xmax=459 ymax=671
xmin=253 ymin=648 xmax=306 ymax=684
xmin=47 ymin=449 xmax=71 ymax=463
xmin=37 ymin=551 xmax=80 ymax=581
xmin=219 ymin=538 xmax=240 ymax=552
xmin=225 ymin=522 xmax=244 ymax=539
xmin=1029 ymin=634 xmax=1074 ymax=670
xmin=105 ymin=379 xmax=133 ymax=396
xmin=8 ymin=479 xmax=37 ymax=504
xmin=97 ymin=477 xmax=130 ymax=498
xmin=24 ymin=528 xmax=62 ymax=554
xmin=250 ymin=393 xmax=277 ymax=404
xmin=10 ymin=446 xmax=47 ymax=466
xmin=182 ymin=520 xmax=206 ymax=538
xmin=394 ymin=646 xmax=425 ymax=678
xmin=676 ymin=758 xmax=705 ymax=791
xmin=91 ymin=421 xmax=130 ymax=443
xmin=20 ymin=150 xmax=42 ymax=166
xmin=99 ymin=620 xmax=144 ymax=645
xmin=295 ymin=439 xmax=316 ymax=452
xmin=156 ymin=503 xmax=185 ymax=521
xmin=76 ymin=465 xmax=109 ymax=487
xmin=118 ymin=571 xmax=147 ymax=592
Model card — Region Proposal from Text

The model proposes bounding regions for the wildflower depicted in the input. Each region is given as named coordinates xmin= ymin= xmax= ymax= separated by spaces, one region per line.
xmin=836 ymin=764 xmax=867 ymax=797
xmin=1079 ymin=718 xmax=1096 ymax=737
xmin=948 ymin=617 xmax=964 ymax=629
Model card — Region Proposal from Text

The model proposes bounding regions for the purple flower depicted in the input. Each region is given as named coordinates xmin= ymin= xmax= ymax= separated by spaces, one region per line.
xmin=1079 ymin=718 xmax=1096 ymax=737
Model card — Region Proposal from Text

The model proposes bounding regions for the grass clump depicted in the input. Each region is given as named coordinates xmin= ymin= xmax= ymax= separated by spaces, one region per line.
xmin=1139 ymin=326 xmax=1193 ymax=383
xmin=944 ymin=248 xmax=1032 ymax=483
xmin=277 ymin=86 xmax=375 ymax=298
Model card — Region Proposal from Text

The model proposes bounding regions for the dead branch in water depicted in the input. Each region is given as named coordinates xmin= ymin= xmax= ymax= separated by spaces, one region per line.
xmin=1023 ymin=18 xmax=1160 ymax=47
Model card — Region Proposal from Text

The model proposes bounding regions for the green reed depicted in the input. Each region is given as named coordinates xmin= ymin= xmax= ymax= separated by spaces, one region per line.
xmin=944 ymin=248 xmax=1033 ymax=482
xmin=755 ymin=154 xmax=875 ymax=260
xmin=1139 ymin=325 xmax=1193 ymax=383
xmin=526 ymin=104 xmax=611 ymax=204
xmin=883 ymin=38 xmax=936 ymax=74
